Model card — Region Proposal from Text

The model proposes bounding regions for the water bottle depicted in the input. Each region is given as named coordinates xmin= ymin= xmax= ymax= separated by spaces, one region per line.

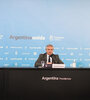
xmin=41 ymin=61 xmax=45 ymax=68
xmin=72 ymin=59 xmax=76 ymax=68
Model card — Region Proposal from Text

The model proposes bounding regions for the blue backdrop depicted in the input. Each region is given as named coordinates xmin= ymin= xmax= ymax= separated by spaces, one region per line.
xmin=0 ymin=0 xmax=90 ymax=68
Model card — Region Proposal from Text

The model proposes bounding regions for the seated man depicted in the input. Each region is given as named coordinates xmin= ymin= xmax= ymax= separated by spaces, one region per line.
xmin=34 ymin=44 xmax=64 ymax=68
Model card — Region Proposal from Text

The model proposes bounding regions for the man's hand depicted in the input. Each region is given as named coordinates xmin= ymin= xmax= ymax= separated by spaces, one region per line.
xmin=47 ymin=62 xmax=52 ymax=64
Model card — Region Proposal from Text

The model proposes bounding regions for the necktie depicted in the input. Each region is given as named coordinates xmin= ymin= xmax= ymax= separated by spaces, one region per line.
xmin=48 ymin=56 xmax=50 ymax=62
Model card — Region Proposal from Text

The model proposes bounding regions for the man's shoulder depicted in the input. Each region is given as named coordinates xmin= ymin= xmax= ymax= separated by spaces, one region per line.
xmin=53 ymin=54 xmax=59 ymax=57
xmin=39 ymin=53 xmax=46 ymax=57
xmin=39 ymin=53 xmax=59 ymax=57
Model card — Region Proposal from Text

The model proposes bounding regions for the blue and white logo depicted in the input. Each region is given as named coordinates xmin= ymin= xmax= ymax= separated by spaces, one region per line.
xmin=0 ymin=34 xmax=3 ymax=40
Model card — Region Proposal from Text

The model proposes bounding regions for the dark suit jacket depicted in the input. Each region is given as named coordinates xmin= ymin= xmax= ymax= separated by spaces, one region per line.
xmin=34 ymin=53 xmax=64 ymax=68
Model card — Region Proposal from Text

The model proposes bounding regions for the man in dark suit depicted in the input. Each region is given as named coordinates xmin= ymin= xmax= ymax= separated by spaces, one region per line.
xmin=34 ymin=44 xmax=64 ymax=68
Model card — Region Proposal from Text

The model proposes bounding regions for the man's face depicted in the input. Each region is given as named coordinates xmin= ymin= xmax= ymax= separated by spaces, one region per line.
xmin=46 ymin=46 xmax=54 ymax=55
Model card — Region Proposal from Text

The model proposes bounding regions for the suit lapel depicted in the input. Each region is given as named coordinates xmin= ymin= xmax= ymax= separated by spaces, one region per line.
xmin=52 ymin=54 xmax=56 ymax=63
xmin=44 ymin=53 xmax=47 ymax=62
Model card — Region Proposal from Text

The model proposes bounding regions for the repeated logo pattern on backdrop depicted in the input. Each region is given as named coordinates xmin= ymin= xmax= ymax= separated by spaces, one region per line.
xmin=0 ymin=34 xmax=90 ymax=68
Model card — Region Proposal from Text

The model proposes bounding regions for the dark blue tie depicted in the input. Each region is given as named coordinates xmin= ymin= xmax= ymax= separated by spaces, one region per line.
xmin=48 ymin=56 xmax=50 ymax=62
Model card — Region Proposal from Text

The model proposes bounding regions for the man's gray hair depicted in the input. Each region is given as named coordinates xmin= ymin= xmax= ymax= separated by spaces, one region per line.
xmin=45 ymin=44 xmax=54 ymax=50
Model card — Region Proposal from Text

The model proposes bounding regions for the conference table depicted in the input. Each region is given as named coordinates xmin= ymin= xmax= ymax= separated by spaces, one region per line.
xmin=0 ymin=68 xmax=90 ymax=100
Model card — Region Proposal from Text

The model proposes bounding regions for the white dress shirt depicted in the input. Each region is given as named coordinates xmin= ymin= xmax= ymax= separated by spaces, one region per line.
xmin=47 ymin=54 xmax=52 ymax=63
